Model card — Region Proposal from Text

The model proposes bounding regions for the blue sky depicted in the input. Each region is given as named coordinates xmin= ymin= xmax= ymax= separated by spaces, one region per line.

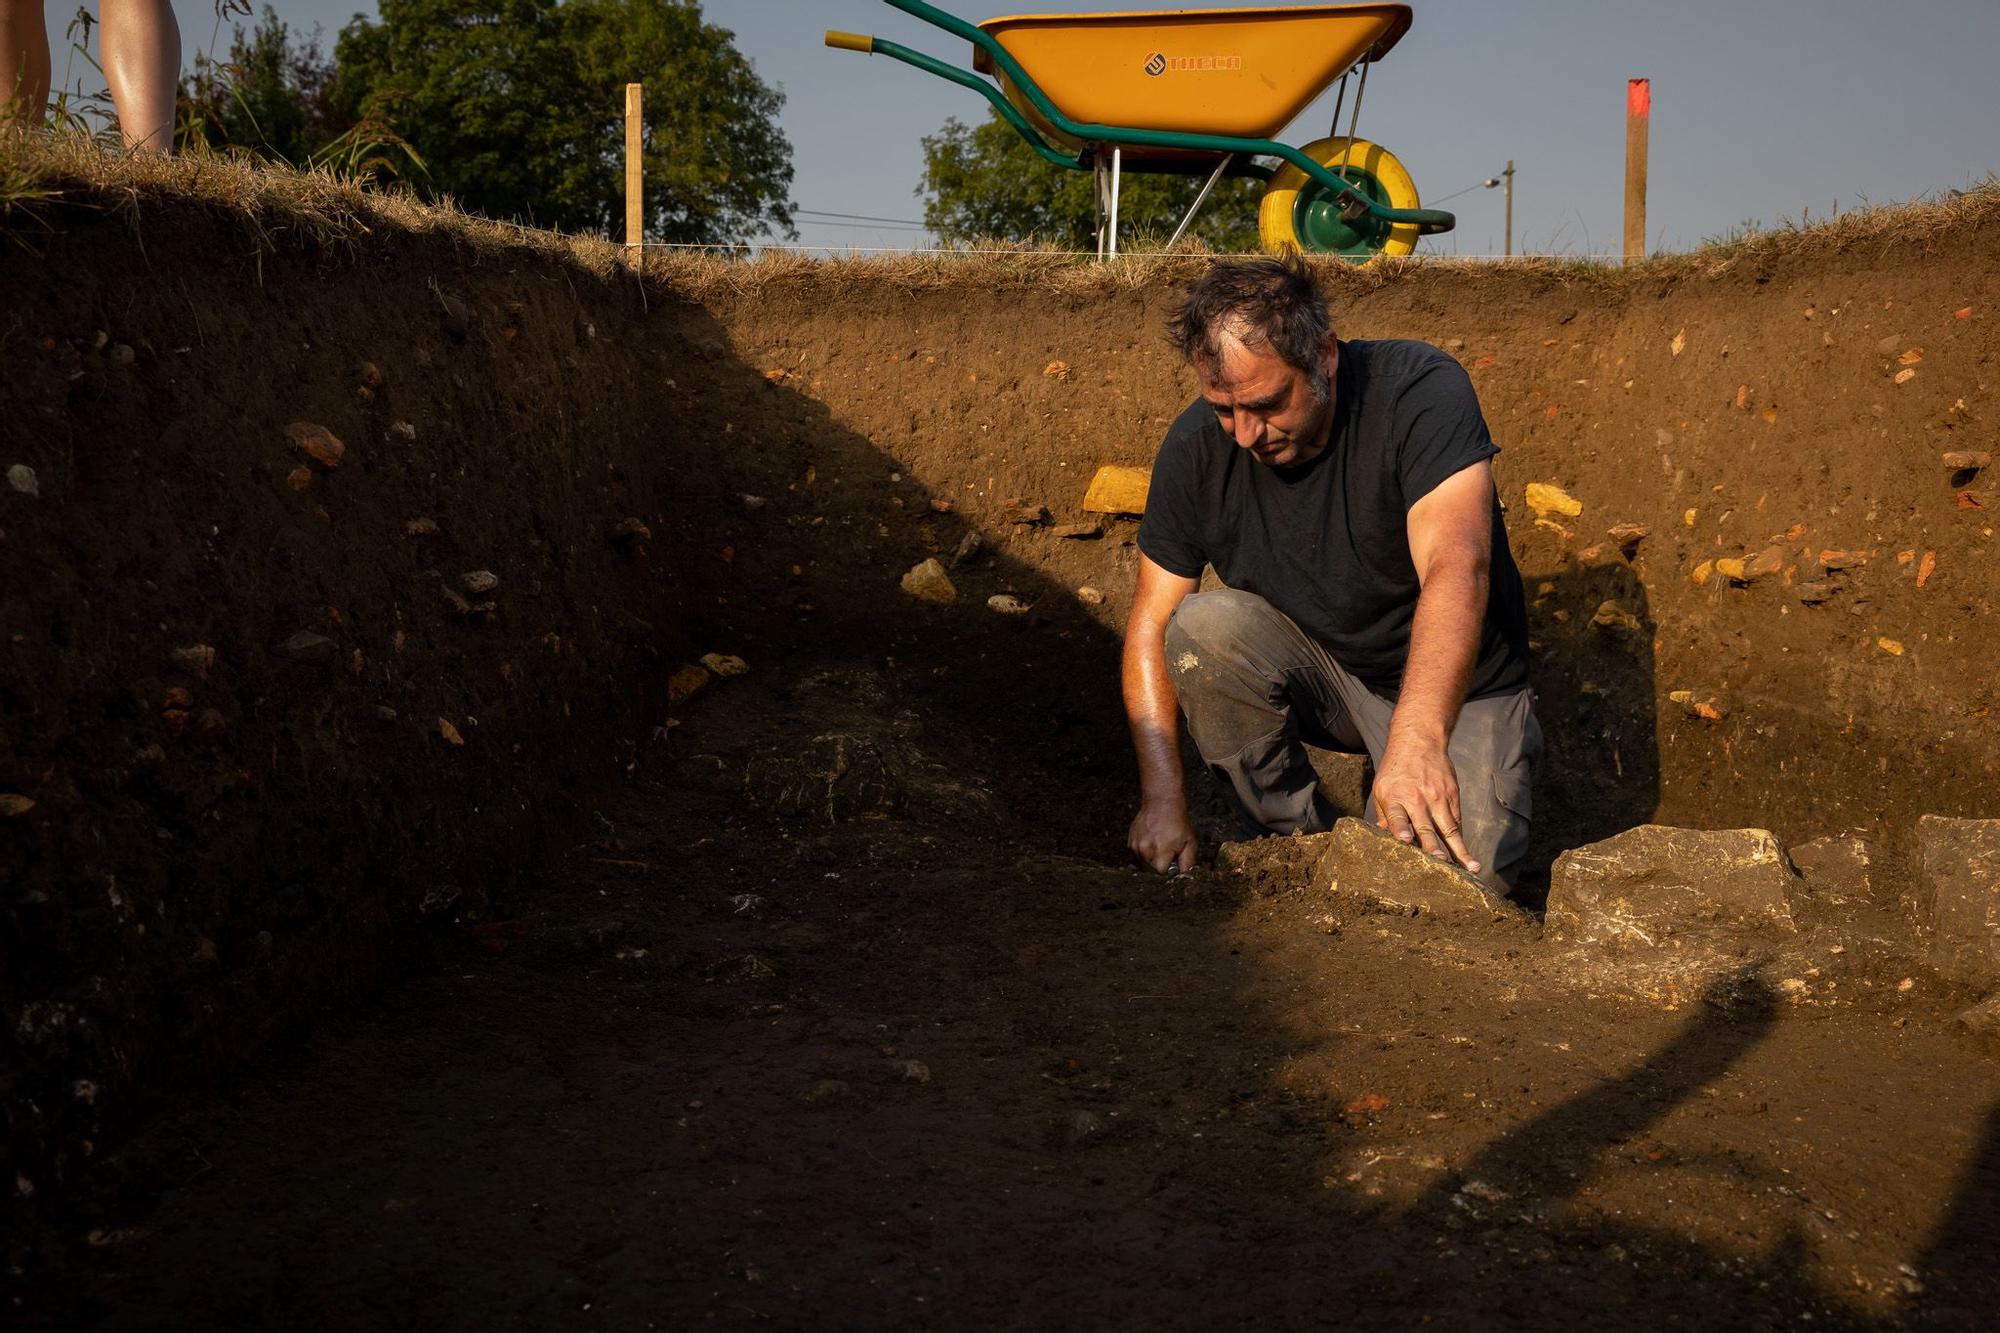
xmin=42 ymin=0 xmax=2000 ymax=256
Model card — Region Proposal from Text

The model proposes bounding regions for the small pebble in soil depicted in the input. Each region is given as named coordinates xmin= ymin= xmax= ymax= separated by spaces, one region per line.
xmin=1065 ymin=1109 xmax=1105 ymax=1144
xmin=170 ymin=644 xmax=217 ymax=677
xmin=900 ymin=558 xmax=956 ymax=605
xmin=286 ymin=421 xmax=345 ymax=469
xmin=277 ymin=630 xmax=337 ymax=663
xmin=987 ymin=594 xmax=1031 ymax=615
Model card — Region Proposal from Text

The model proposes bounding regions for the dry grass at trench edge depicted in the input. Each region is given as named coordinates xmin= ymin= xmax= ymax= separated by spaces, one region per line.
xmin=6 ymin=129 xmax=1998 ymax=310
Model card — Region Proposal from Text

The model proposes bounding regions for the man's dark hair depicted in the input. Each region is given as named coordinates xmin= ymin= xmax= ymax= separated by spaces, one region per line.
xmin=1168 ymin=253 xmax=1333 ymax=379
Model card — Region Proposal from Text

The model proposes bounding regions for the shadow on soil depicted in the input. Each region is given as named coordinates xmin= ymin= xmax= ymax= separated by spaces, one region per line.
xmin=1916 ymin=1099 xmax=2000 ymax=1329
xmin=12 ymin=289 xmax=1989 ymax=1330
xmin=1515 ymin=554 xmax=1660 ymax=905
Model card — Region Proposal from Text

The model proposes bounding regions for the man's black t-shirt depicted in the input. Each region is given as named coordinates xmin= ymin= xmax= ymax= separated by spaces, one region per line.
xmin=1137 ymin=337 xmax=1530 ymax=700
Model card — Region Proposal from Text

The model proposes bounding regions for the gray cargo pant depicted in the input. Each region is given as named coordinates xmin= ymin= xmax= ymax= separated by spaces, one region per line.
xmin=1164 ymin=588 xmax=1540 ymax=893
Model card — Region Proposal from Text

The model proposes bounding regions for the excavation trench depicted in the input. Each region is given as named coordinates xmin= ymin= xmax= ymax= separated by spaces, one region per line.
xmin=5 ymin=166 xmax=2000 ymax=1324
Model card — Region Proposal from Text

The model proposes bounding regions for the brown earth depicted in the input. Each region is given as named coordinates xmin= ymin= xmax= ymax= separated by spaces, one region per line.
xmin=3 ymin=149 xmax=1999 ymax=1326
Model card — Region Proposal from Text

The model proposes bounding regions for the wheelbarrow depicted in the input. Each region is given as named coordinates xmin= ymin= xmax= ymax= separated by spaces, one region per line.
xmin=826 ymin=1 xmax=1455 ymax=260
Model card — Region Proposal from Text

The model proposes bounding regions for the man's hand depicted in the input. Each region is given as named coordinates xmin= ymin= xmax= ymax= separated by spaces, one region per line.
xmin=1377 ymin=460 xmax=1498 ymax=877
xmin=1371 ymin=738 xmax=1480 ymax=874
xmin=1129 ymin=797 xmax=1198 ymax=874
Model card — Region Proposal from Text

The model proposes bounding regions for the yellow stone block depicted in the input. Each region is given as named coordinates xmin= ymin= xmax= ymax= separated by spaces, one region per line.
xmin=1524 ymin=482 xmax=1583 ymax=520
xmin=1082 ymin=465 xmax=1151 ymax=515
xmin=1714 ymin=558 xmax=1748 ymax=582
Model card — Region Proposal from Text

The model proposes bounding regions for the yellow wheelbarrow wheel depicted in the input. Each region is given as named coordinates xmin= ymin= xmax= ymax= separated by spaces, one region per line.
xmin=1259 ymin=137 xmax=1422 ymax=260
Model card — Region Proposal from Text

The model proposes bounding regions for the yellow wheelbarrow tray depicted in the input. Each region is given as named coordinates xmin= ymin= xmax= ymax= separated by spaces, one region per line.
xmin=825 ymin=0 xmax=1455 ymax=258
xmin=972 ymin=5 xmax=1412 ymax=146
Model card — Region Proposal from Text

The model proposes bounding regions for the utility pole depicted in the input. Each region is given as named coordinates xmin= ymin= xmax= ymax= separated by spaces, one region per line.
xmin=1503 ymin=159 xmax=1514 ymax=258
xmin=1623 ymin=79 xmax=1650 ymax=264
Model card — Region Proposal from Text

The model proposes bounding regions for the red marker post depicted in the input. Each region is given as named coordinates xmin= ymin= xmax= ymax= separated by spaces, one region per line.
xmin=1624 ymin=78 xmax=1650 ymax=265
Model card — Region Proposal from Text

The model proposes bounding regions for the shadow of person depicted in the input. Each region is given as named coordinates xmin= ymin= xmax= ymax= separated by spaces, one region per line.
xmin=1410 ymin=968 xmax=1778 ymax=1217
xmin=1911 ymin=1098 xmax=2000 ymax=1329
xmin=1514 ymin=541 xmax=1661 ymax=906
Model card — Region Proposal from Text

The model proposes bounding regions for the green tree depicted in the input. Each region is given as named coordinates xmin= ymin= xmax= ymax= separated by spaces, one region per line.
xmin=919 ymin=110 xmax=1262 ymax=251
xmin=179 ymin=6 xmax=346 ymax=165
xmin=332 ymin=0 xmax=793 ymax=243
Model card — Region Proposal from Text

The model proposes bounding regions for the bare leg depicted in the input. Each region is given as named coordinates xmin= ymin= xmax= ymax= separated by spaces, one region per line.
xmin=100 ymin=0 xmax=179 ymax=153
xmin=0 ymin=0 xmax=51 ymax=133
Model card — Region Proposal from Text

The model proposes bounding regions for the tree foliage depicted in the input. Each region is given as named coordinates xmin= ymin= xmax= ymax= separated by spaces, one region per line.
xmin=178 ymin=5 xmax=348 ymax=166
xmin=331 ymin=0 xmax=793 ymax=243
xmin=919 ymin=111 xmax=1262 ymax=252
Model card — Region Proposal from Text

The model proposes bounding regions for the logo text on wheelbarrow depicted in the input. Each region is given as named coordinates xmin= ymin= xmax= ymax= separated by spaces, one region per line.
xmin=1142 ymin=52 xmax=1244 ymax=77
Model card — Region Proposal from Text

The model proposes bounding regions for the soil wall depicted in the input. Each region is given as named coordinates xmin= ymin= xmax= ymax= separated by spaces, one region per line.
xmin=0 ymin=188 xmax=770 ymax=1212
xmin=5 ymin=161 xmax=1996 ymax=1221
xmin=708 ymin=234 xmax=1999 ymax=865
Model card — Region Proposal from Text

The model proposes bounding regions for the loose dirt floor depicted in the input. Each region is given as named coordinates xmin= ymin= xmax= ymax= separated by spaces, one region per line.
xmin=8 ymin=152 xmax=2000 ymax=1327
xmin=20 ymin=646 xmax=2000 ymax=1329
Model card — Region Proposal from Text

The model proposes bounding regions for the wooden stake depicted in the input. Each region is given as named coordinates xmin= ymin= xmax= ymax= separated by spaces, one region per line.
xmin=1503 ymin=159 xmax=1514 ymax=259
xmin=1623 ymin=78 xmax=1650 ymax=265
xmin=624 ymin=82 xmax=644 ymax=263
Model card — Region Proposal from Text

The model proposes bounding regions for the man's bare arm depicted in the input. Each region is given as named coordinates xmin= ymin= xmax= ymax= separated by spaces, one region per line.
xmin=1371 ymin=461 xmax=1496 ymax=869
xmin=1123 ymin=554 xmax=1202 ymax=872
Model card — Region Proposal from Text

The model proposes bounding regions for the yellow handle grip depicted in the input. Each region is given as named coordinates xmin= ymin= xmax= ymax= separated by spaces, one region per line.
xmin=825 ymin=30 xmax=875 ymax=54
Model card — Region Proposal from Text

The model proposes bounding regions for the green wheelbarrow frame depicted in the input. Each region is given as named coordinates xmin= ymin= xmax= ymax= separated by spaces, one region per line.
xmin=826 ymin=0 xmax=1456 ymax=254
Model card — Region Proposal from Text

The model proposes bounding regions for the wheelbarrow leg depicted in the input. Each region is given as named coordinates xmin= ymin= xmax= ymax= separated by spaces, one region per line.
xmin=1093 ymin=149 xmax=1124 ymax=259
xmin=1167 ymin=153 xmax=1234 ymax=251
xmin=1109 ymin=146 xmax=1122 ymax=258
xmin=1092 ymin=148 xmax=1124 ymax=259
xmin=1094 ymin=156 xmax=1107 ymax=258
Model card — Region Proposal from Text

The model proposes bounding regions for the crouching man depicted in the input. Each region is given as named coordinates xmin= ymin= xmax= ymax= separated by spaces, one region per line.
xmin=1123 ymin=255 xmax=1539 ymax=892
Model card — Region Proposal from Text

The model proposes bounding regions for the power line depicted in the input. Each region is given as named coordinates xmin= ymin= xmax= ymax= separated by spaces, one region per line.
xmin=796 ymin=219 xmax=933 ymax=233
xmin=1427 ymin=178 xmax=1503 ymax=207
xmin=794 ymin=207 xmax=931 ymax=228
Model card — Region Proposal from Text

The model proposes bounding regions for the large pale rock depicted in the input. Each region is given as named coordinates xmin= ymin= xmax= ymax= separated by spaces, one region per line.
xmin=1787 ymin=834 xmax=1920 ymax=961
xmin=1917 ymin=816 xmax=2000 ymax=990
xmin=1548 ymin=826 xmax=1799 ymax=947
xmin=1789 ymin=834 xmax=1883 ymax=906
xmin=1309 ymin=818 xmax=1523 ymax=920
xmin=1957 ymin=995 xmax=2000 ymax=1048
